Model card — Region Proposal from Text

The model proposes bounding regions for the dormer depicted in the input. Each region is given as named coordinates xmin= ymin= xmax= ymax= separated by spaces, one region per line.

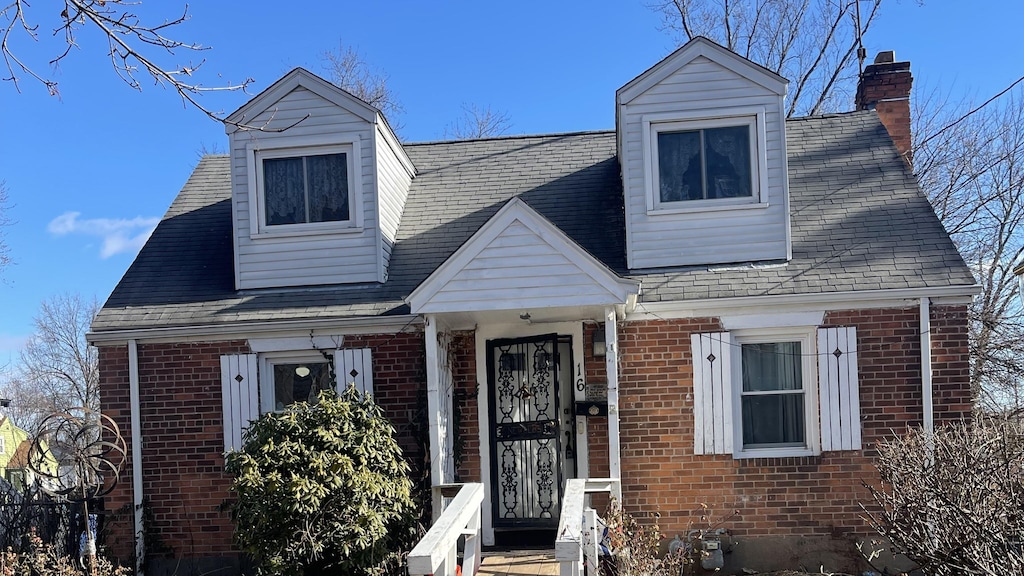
xmin=224 ymin=69 xmax=414 ymax=290
xmin=616 ymin=38 xmax=790 ymax=270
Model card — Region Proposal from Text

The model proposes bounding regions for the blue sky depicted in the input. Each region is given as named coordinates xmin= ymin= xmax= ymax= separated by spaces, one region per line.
xmin=1 ymin=1 xmax=1021 ymax=365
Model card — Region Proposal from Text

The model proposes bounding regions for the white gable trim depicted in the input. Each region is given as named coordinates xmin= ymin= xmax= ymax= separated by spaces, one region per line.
xmin=617 ymin=37 xmax=788 ymax=105
xmin=406 ymin=198 xmax=640 ymax=314
xmin=225 ymin=68 xmax=378 ymax=133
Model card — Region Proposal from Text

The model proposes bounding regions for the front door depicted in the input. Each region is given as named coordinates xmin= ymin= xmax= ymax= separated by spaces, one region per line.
xmin=487 ymin=334 xmax=572 ymax=532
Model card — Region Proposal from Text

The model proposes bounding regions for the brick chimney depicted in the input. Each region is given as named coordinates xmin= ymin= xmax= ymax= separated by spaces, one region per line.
xmin=856 ymin=51 xmax=913 ymax=167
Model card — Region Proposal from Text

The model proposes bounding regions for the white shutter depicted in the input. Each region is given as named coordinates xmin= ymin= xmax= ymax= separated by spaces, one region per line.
xmin=220 ymin=354 xmax=259 ymax=452
xmin=334 ymin=348 xmax=374 ymax=396
xmin=690 ymin=332 xmax=733 ymax=455
xmin=817 ymin=327 xmax=861 ymax=451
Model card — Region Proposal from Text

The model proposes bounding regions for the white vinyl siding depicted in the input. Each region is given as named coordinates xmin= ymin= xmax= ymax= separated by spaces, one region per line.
xmin=334 ymin=348 xmax=374 ymax=396
xmin=620 ymin=55 xmax=789 ymax=269
xmin=220 ymin=354 xmax=259 ymax=452
xmin=690 ymin=326 xmax=860 ymax=458
xmin=375 ymin=126 xmax=414 ymax=280
xmin=229 ymin=86 xmax=380 ymax=289
xmin=818 ymin=326 xmax=861 ymax=451
xmin=419 ymin=221 xmax=621 ymax=313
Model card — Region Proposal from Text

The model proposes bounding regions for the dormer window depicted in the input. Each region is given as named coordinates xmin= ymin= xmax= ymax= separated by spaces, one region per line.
xmin=659 ymin=124 xmax=751 ymax=202
xmin=262 ymin=151 xmax=349 ymax=226
xmin=644 ymin=108 xmax=768 ymax=214
xmin=246 ymin=134 xmax=363 ymax=239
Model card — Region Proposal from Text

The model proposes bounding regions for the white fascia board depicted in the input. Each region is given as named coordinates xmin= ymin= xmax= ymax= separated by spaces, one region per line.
xmin=627 ymin=285 xmax=980 ymax=321
xmin=406 ymin=198 xmax=639 ymax=313
xmin=225 ymin=68 xmax=378 ymax=133
xmin=87 ymin=315 xmax=422 ymax=346
xmin=617 ymin=37 xmax=788 ymax=105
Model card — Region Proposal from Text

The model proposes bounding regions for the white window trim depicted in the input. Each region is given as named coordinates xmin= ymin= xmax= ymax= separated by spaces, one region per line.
xmin=258 ymin=351 xmax=333 ymax=414
xmin=246 ymin=133 xmax=364 ymax=239
xmin=643 ymin=107 xmax=769 ymax=214
xmin=730 ymin=326 xmax=820 ymax=459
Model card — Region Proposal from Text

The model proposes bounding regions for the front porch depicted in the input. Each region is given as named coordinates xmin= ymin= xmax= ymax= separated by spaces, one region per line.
xmin=409 ymin=480 xmax=620 ymax=576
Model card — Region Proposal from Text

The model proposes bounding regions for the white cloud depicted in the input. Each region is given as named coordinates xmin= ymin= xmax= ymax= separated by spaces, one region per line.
xmin=48 ymin=212 xmax=159 ymax=258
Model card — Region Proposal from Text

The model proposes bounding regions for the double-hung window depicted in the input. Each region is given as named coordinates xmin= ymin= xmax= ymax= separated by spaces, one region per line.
xmin=738 ymin=340 xmax=808 ymax=451
xmin=645 ymin=110 xmax=766 ymax=212
xmin=692 ymin=327 xmax=861 ymax=459
xmin=249 ymin=140 xmax=359 ymax=236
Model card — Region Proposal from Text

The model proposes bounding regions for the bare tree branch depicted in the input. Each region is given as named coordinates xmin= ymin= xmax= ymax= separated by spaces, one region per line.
xmin=0 ymin=181 xmax=10 ymax=277
xmin=0 ymin=1 xmax=299 ymax=132
xmin=443 ymin=103 xmax=512 ymax=140
xmin=321 ymin=42 xmax=403 ymax=128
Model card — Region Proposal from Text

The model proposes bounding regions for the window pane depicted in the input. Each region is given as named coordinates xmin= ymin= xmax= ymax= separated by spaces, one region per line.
xmin=658 ymin=131 xmax=703 ymax=202
xmin=742 ymin=342 xmax=802 ymax=392
xmin=263 ymin=157 xmax=306 ymax=225
xmin=704 ymin=126 xmax=752 ymax=199
xmin=742 ymin=394 xmax=805 ymax=446
xmin=273 ymin=362 xmax=332 ymax=411
xmin=306 ymin=153 xmax=349 ymax=223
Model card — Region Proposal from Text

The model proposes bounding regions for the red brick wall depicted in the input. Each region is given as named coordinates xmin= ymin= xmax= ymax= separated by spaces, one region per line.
xmin=614 ymin=305 xmax=971 ymax=538
xmin=856 ymin=58 xmax=913 ymax=166
xmin=98 ymin=331 xmax=426 ymax=566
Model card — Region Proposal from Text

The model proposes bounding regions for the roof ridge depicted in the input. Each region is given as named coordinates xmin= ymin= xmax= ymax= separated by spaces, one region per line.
xmin=405 ymin=129 xmax=615 ymax=147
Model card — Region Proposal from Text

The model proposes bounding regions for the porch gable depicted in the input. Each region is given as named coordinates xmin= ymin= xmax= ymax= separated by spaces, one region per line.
xmin=407 ymin=198 xmax=639 ymax=314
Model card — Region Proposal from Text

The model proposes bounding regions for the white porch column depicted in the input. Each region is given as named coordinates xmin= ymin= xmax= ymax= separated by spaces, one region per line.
xmin=424 ymin=315 xmax=454 ymax=488
xmin=604 ymin=308 xmax=623 ymax=502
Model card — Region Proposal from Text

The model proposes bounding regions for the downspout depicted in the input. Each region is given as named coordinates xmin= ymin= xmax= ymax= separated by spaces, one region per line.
xmin=128 ymin=339 xmax=145 ymax=574
xmin=920 ymin=298 xmax=934 ymax=455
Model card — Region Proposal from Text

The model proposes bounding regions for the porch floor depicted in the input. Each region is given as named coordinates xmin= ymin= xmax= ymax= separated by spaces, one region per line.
xmin=478 ymin=549 xmax=559 ymax=575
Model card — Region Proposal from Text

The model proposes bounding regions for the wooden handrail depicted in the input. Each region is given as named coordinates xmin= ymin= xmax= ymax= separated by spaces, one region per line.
xmin=555 ymin=478 xmax=621 ymax=576
xmin=408 ymin=482 xmax=484 ymax=576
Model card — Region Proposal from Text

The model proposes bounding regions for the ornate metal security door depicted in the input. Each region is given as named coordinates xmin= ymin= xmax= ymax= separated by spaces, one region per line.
xmin=487 ymin=334 xmax=563 ymax=529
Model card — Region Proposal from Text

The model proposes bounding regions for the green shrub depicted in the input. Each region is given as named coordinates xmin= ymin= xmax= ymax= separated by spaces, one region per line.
xmin=226 ymin=387 xmax=418 ymax=576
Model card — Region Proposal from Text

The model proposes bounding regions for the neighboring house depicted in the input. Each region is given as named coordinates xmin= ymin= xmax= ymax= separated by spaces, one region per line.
xmin=90 ymin=39 xmax=977 ymax=574
xmin=0 ymin=417 xmax=57 ymax=492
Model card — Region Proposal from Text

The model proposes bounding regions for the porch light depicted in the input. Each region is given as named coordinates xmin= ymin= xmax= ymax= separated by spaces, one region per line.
xmin=593 ymin=323 xmax=606 ymax=354
xmin=295 ymin=365 xmax=311 ymax=378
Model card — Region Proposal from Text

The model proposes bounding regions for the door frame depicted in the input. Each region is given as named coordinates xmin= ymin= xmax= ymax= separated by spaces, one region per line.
xmin=475 ymin=321 xmax=588 ymax=546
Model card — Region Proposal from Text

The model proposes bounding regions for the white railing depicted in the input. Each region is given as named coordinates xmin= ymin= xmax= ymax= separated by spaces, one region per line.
xmin=555 ymin=478 xmax=621 ymax=576
xmin=408 ymin=483 xmax=484 ymax=576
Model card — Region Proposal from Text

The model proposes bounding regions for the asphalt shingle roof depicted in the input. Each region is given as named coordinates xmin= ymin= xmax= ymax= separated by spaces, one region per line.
xmin=92 ymin=111 xmax=975 ymax=333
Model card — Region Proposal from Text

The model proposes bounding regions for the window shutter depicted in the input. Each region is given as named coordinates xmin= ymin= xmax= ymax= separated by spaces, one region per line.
xmin=220 ymin=354 xmax=259 ymax=453
xmin=334 ymin=348 xmax=374 ymax=396
xmin=690 ymin=332 xmax=733 ymax=455
xmin=817 ymin=327 xmax=861 ymax=451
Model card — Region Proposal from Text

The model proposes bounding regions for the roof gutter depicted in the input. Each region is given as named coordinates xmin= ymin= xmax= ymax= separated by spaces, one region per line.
xmin=629 ymin=284 xmax=979 ymax=319
xmin=87 ymin=315 xmax=423 ymax=346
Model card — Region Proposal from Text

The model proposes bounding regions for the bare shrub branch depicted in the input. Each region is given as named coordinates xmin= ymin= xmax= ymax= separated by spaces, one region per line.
xmin=864 ymin=419 xmax=1024 ymax=575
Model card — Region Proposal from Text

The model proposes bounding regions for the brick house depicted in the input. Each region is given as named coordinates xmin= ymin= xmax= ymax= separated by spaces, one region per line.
xmin=89 ymin=39 xmax=976 ymax=573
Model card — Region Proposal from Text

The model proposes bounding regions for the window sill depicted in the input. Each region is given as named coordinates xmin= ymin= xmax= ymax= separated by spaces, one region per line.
xmin=649 ymin=200 xmax=769 ymax=216
xmin=250 ymin=223 xmax=363 ymax=241
xmin=733 ymin=446 xmax=818 ymax=459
